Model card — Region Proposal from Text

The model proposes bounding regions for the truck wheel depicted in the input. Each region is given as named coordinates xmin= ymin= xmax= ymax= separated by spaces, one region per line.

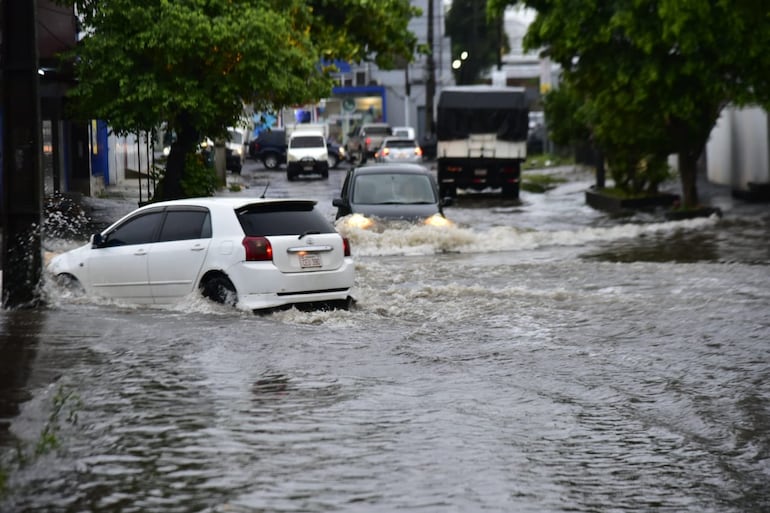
xmin=501 ymin=183 xmax=520 ymax=199
xmin=440 ymin=184 xmax=457 ymax=198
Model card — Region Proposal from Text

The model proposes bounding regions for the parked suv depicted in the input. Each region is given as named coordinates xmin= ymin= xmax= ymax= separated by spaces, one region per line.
xmin=345 ymin=123 xmax=392 ymax=164
xmin=286 ymin=131 xmax=329 ymax=180
xmin=249 ymin=128 xmax=287 ymax=169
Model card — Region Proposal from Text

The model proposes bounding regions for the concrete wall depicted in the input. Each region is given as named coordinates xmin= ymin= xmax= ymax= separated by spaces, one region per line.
xmin=707 ymin=107 xmax=770 ymax=190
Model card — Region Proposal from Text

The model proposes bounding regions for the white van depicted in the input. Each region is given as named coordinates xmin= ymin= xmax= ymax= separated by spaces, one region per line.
xmin=286 ymin=130 xmax=329 ymax=181
xmin=225 ymin=127 xmax=250 ymax=174
xmin=392 ymin=126 xmax=416 ymax=139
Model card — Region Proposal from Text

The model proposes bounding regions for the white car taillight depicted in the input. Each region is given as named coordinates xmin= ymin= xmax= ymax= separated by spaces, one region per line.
xmin=242 ymin=236 xmax=273 ymax=261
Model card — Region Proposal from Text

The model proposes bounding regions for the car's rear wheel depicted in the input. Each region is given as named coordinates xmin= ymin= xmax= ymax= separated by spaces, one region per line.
xmin=200 ymin=274 xmax=237 ymax=306
xmin=263 ymin=153 xmax=280 ymax=169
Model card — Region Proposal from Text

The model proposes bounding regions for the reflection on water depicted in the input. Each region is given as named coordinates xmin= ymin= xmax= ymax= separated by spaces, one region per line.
xmin=585 ymin=231 xmax=721 ymax=263
xmin=0 ymin=311 xmax=41 ymax=446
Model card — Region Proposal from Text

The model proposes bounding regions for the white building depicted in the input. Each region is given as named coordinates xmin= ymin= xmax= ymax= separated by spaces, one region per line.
xmin=324 ymin=0 xmax=455 ymax=142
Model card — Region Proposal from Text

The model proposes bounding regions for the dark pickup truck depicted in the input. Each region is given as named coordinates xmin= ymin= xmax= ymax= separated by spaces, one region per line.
xmin=345 ymin=123 xmax=392 ymax=164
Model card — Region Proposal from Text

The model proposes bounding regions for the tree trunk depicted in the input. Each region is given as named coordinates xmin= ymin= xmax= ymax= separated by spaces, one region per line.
xmin=678 ymin=151 xmax=700 ymax=209
xmin=161 ymin=114 xmax=200 ymax=200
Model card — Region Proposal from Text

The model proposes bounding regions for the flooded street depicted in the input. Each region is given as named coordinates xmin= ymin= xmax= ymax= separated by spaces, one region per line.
xmin=2 ymin=162 xmax=769 ymax=512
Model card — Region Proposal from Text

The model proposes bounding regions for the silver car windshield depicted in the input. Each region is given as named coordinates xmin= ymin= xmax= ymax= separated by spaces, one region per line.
xmin=353 ymin=174 xmax=435 ymax=204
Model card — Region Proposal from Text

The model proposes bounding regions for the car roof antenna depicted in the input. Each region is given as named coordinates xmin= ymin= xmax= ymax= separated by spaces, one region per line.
xmin=260 ymin=181 xmax=270 ymax=198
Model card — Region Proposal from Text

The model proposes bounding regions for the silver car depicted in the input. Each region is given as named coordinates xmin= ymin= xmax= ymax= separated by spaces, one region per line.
xmin=374 ymin=137 xmax=423 ymax=163
xmin=47 ymin=197 xmax=355 ymax=311
xmin=332 ymin=164 xmax=453 ymax=230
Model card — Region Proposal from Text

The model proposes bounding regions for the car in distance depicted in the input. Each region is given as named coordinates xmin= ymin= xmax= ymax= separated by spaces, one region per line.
xmin=345 ymin=123 xmax=392 ymax=164
xmin=249 ymin=128 xmax=345 ymax=170
xmin=249 ymin=128 xmax=286 ymax=169
xmin=47 ymin=197 xmax=355 ymax=312
xmin=326 ymin=140 xmax=346 ymax=169
xmin=392 ymin=126 xmax=416 ymax=139
xmin=332 ymin=163 xmax=452 ymax=229
xmin=286 ymin=131 xmax=329 ymax=180
xmin=374 ymin=137 xmax=423 ymax=163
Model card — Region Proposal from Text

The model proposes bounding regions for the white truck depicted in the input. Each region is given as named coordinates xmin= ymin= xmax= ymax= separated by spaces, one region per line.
xmin=436 ymin=86 xmax=529 ymax=199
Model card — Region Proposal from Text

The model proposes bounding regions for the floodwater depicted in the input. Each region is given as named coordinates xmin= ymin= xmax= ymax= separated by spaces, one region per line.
xmin=1 ymin=163 xmax=769 ymax=512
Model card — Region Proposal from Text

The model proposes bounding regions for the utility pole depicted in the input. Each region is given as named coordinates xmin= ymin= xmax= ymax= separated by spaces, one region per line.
xmin=425 ymin=0 xmax=436 ymax=137
xmin=2 ymin=0 xmax=45 ymax=308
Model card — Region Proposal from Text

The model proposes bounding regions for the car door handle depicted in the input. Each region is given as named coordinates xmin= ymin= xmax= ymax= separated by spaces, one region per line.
xmin=190 ymin=246 xmax=205 ymax=252
xmin=134 ymin=249 xmax=148 ymax=256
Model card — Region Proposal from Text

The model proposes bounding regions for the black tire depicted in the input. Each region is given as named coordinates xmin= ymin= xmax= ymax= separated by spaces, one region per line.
xmin=501 ymin=182 xmax=520 ymax=199
xmin=440 ymin=183 xmax=457 ymax=199
xmin=263 ymin=153 xmax=280 ymax=169
xmin=200 ymin=274 xmax=237 ymax=306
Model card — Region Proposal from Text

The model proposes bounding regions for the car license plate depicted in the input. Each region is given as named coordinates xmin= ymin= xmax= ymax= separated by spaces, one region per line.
xmin=474 ymin=168 xmax=487 ymax=177
xmin=303 ymin=163 xmax=314 ymax=170
xmin=299 ymin=254 xmax=321 ymax=268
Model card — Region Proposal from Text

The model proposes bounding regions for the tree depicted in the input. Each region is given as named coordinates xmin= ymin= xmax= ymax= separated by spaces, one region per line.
xmin=60 ymin=0 xmax=419 ymax=200
xmin=446 ymin=0 xmax=508 ymax=85
xmin=489 ymin=0 xmax=770 ymax=208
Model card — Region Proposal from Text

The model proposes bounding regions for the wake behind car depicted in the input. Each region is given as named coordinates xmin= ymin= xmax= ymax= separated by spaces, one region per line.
xmin=332 ymin=163 xmax=452 ymax=229
xmin=47 ymin=197 xmax=355 ymax=312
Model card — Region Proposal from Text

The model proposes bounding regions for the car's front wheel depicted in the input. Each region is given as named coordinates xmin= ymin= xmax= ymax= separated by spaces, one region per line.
xmin=55 ymin=273 xmax=85 ymax=297
xmin=200 ymin=274 xmax=237 ymax=306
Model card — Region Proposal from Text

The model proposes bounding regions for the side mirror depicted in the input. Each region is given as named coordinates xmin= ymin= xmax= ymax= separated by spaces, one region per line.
xmin=91 ymin=232 xmax=104 ymax=248
xmin=332 ymin=198 xmax=347 ymax=208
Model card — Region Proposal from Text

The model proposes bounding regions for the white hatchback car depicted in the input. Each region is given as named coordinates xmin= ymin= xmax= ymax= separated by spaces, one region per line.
xmin=47 ymin=197 xmax=355 ymax=311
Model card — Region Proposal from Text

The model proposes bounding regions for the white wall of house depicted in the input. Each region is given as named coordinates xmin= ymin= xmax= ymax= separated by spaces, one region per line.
xmin=107 ymin=132 xmax=153 ymax=187
xmin=707 ymin=107 xmax=770 ymax=190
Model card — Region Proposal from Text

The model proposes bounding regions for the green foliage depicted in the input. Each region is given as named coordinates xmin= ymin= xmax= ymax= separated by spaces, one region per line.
xmin=522 ymin=152 xmax=573 ymax=170
xmin=58 ymin=0 xmax=419 ymax=198
xmin=181 ymin=152 xmax=219 ymax=198
xmin=520 ymin=172 xmax=567 ymax=193
xmin=446 ymin=0 xmax=508 ymax=84
xmin=489 ymin=0 xmax=770 ymax=207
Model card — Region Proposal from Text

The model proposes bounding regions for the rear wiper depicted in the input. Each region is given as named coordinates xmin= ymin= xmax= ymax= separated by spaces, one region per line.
xmin=299 ymin=231 xmax=321 ymax=239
